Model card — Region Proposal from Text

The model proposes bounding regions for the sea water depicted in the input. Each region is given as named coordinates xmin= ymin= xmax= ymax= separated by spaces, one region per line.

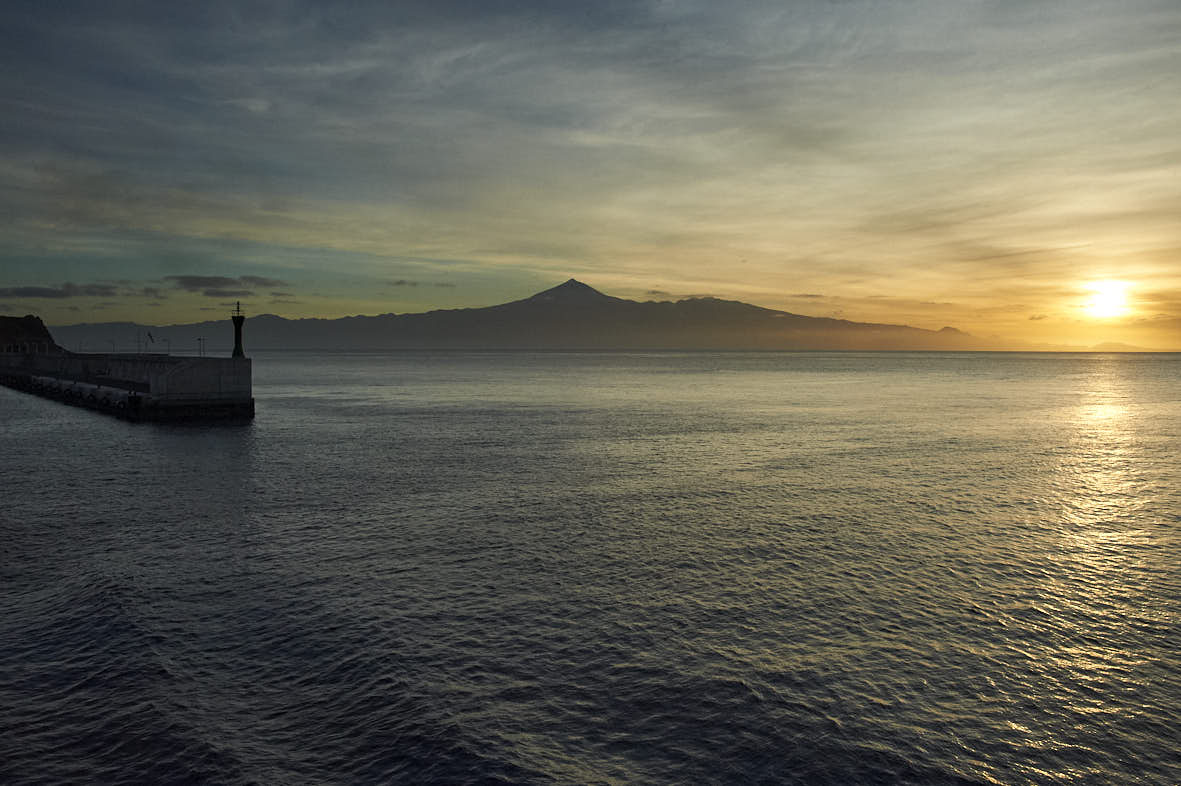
xmin=2 ymin=351 xmax=1178 ymax=784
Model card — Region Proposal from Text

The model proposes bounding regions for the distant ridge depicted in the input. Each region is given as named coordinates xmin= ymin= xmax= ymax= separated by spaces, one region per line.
xmin=39 ymin=280 xmax=1156 ymax=352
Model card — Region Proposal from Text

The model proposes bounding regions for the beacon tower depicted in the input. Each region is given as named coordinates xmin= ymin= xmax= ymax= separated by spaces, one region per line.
xmin=232 ymin=301 xmax=246 ymax=358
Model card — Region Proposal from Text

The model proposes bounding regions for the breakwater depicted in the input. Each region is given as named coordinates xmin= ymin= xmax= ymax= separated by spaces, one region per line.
xmin=0 ymin=351 xmax=253 ymax=421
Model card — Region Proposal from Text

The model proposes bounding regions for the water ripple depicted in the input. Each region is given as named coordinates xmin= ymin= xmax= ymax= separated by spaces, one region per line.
xmin=2 ymin=351 xmax=1178 ymax=784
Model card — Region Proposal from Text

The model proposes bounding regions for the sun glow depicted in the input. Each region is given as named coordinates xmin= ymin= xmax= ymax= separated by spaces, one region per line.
xmin=1084 ymin=280 xmax=1130 ymax=319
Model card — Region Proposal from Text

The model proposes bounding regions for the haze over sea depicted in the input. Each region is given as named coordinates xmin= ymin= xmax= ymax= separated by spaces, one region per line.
xmin=2 ymin=351 xmax=1178 ymax=784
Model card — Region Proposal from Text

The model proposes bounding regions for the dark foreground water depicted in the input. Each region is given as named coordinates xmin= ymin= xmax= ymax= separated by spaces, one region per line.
xmin=2 ymin=351 xmax=1178 ymax=785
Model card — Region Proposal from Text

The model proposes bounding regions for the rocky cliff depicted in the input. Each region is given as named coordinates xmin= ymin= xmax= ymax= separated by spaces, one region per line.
xmin=0 ymin=315 xmax=64 ymax=353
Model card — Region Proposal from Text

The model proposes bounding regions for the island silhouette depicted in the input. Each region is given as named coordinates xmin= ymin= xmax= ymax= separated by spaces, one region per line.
xmin=39 ymin=279 xmax=1090 ymax=352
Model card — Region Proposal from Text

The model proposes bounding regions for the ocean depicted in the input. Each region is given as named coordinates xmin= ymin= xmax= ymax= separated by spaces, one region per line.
xmin=2 ymin=351 xmax=1178 ymax=784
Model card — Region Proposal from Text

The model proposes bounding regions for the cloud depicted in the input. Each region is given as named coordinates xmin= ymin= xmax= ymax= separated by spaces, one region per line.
xmin=240 ymin=275 xmax=288 ymax=288
xmin=389 ymin=279 xmax=455 ymax=288
xmin=0 ymin=282 xmax=118 ymax=298
xmin=166 ymin=275 xmax=244 ymax=290
xmin=164 ymin=275 xmax=288 ymax=298
xmin=646 ymin=289 xmax=672 ymax=297
xmin=166 ymin=275 xmax=282 ymax=291
xmin=203 ymin=289 xmax=254 ymax=297
xmin=1029 ymin=314 xmax=1048 ymax=321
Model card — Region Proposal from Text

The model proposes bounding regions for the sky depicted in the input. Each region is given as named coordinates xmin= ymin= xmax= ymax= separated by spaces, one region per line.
xmin=2 ymin=0 xmax=1179 ymax=348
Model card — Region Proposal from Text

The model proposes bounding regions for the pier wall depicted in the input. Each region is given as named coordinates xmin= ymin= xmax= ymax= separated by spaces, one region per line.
xmin=0 ymin=351 xmax=253 ymax=421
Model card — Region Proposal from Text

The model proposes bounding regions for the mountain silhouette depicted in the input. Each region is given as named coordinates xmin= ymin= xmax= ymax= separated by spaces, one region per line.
xmin=520 ymin=278 xmax=624 ymax=305
xmin=45 ymin=280 xmax=1009 ymax=351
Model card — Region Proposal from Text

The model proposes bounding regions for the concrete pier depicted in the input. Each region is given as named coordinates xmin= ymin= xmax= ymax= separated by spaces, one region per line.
xmin=0 ymin=351 xmax=254 ymax=421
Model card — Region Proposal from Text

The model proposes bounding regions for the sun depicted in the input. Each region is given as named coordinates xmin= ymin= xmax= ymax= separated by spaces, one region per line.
xmin=1084 ymin=280 xmax=1130 ymax=319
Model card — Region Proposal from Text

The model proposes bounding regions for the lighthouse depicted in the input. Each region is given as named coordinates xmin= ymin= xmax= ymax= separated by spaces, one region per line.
xmin=232 ymin=301 xmax=246 ymax=358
